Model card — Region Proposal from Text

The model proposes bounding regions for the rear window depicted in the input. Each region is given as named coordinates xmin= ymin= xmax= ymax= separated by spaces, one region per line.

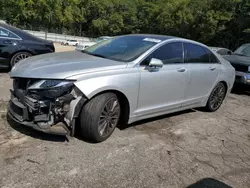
xmin=0 ymin=27 xmax=20 ymax=39
xmin=184 ymin=43 xmax=210 ymax=63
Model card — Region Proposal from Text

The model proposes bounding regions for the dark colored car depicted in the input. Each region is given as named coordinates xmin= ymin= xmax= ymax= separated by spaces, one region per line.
xmin=0 ymin=23 xmax=55 ymax=69
xmin=223 ymin=44 xmax=250 ymax=85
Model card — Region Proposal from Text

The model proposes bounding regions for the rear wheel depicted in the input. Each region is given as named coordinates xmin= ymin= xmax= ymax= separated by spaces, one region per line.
xmin=80 ymin=93 xmax=121 ymax=142
xmin=10 ymin=52 xmax=32 ymax=68
xmin=205 ymin=82 xmax=226 ymax=112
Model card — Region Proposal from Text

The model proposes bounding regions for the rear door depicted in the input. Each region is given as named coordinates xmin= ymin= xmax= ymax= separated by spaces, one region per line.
xmin=182 ymin=42 xmax=220 ymax=106
xmin=0 ymin=27 xmax=20 ymax=67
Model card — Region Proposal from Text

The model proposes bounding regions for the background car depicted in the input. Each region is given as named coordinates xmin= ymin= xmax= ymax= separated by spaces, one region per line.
xmin=0 ymin=23 xmax=55 ymax=69
xmin=223 ymin=43 xmax=250 ymax=85
xmin=209 ymin=47 xmax=233 ymax=56
xmin=75 ymin=36 xmax=113 ymax=51
xmin=8 ymin=34 xmax=235 ymax=143
xmin=75 ymin=41 xmax=96 ymax=51
xmin=61 ymin=39 xmax=79 ymax=46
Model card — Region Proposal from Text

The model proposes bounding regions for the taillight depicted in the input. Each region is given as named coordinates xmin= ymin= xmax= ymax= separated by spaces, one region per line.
xmin=45 ymin=44 xmax=55 ymax=52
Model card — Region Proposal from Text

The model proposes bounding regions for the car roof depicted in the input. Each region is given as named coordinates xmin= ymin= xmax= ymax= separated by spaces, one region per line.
xmin=0 ymin=23 xmax=48 ymax=42
xmin=239 ymin=43 xmax=250 ymax=46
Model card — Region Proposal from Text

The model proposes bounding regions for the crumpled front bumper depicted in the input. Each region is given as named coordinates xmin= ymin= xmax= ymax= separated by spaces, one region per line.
xmin=7 ymin=109 xmax=69 ymax=135
xmin=7 ymin=89 xmax=87 ymax=136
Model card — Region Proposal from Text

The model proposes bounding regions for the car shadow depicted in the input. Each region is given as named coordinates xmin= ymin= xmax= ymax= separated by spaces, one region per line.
xmin=0 ymin=69 xmax=10 ymax=73
xmin=118 ymin=109 xmax=196 ymax=130
xmin=231 ymin=84 xmax=250 ymax=96
xmin=6 ymin=113 xmax=68 ymax=142
xmin=186 ymin=178 xmax=232 ymax=188
xmin=6 ymin=108 xmax=197 ymax=143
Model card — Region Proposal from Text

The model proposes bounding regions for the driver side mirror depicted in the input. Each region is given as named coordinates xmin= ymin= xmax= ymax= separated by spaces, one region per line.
xmin=148 ymin=58 xmax=164 ymax=68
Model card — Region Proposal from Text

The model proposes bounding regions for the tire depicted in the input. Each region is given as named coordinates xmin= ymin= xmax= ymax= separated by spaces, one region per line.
xmin=205 ymin=82 xmax=226 ymax=112
xmin=10 ymin=52 xmax=32 ymax=68
xmin=80 ymin=93 xmax=121 ymax=142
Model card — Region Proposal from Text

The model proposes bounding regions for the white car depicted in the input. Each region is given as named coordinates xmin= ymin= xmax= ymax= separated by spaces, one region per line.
xmin=75 ymin=41 xmax=96 ymax=51
xmin=9 ymin=34 xmax=235 ymax=142
xmin=61 ymin=39 xmax=79 ymax=46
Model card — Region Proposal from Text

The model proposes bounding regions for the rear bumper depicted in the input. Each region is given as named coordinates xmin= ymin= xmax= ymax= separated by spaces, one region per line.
xmin=235 ymin=71 xmax=250 ymax=85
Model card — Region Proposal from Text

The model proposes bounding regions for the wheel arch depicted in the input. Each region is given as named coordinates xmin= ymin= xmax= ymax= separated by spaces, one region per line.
xmin=88 ymin=89 xmax=130 ymax=125
xmin=9 ymin=50 xmax=34 ymax=68
xmin=219 ymin=80 xmax=228 ymax=93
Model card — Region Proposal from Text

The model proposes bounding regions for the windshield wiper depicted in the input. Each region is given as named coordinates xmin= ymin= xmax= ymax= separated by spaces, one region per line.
xmin=82 ymin=50 xmax=107 ymax=58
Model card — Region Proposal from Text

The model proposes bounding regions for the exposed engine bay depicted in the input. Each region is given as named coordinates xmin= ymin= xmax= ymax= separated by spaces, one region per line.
xmin=8 ymin=78 xmax=86 ymax=135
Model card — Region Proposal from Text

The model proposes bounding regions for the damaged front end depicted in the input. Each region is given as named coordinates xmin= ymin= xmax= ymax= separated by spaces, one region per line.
xmin=8 ymin=78 xmax=87 ymax=135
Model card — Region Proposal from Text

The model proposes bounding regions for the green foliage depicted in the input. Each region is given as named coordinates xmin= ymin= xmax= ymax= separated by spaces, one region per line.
xmin=0 ymin=0 xmax=249 ymax=48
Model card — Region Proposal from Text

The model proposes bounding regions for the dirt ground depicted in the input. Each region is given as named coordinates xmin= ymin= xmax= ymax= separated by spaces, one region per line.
xmin=0 ymin=44 xmax=249 ymax=188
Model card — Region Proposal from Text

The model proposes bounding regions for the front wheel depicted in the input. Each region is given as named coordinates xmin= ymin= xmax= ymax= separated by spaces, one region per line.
xmin=205 ymin=82 xmax=226 ymax=112
xmin=80 ymin=93 xmax=121 ymax=142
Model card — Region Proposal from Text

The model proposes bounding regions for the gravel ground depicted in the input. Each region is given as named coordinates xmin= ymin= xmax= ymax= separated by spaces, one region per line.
xmin=0 ymin=44 xmax=249 ymax=188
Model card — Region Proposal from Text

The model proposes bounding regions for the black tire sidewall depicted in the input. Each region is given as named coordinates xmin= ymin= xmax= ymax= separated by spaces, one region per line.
xmin=80 ymin=93 xmax=120 ymax=142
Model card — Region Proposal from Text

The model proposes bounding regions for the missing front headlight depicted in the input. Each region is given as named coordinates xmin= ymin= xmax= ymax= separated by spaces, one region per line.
xmin=28 ymin=80 xmax=74 ymax=90
xmin=27 ymin=80 xmax=75 ymax=99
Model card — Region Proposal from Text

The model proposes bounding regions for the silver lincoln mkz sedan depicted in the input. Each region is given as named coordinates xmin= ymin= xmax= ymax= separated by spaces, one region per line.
xmin=8 ymin=34 xmax=235 ymax=142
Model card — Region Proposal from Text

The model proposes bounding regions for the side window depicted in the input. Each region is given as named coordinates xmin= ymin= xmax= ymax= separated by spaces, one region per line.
xmin=0 ymin=28 xmax=9 ymax=37
xmin=205 ymin=48 xmax=219 ymax=63
xmin=141 ymin=42 xmax=183 ymax=66
xmin=184 ymin=43 xmax=210 ymax=63
xmin=0 ymin=27 xmax=19 ymax=39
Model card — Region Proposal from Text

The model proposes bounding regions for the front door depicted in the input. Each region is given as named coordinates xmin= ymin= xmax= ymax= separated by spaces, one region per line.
xmin=136 ymin=42 xmax=189 ymax=117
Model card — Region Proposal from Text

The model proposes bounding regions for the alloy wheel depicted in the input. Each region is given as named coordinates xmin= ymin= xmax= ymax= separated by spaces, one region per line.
xmin=98 ymin=98 xmax=120 ymax=137
xmin=13 ymin=53 xmax=30 ymax=64
xmin=209 ymin=84 xmax=226 ymax=110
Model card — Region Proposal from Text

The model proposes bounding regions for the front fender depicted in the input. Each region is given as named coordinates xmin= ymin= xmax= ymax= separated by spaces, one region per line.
xmin=73 ymin=70 xmax=140 ymax=117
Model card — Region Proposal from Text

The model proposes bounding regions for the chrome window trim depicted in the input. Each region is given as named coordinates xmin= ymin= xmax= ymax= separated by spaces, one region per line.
xmin=183 ymin=41 xmax=221 ymax=64
xmin=0 ymin=26 xmax=22 ymax=40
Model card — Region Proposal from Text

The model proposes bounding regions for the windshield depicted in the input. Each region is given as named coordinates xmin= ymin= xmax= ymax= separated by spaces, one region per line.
xmin=234 ymin=44 xmax=250 ymax=57
xmin=83 ymin=36 xmax=160 ymax=62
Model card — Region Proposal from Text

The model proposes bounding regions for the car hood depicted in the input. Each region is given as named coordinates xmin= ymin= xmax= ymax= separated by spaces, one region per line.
xmin=223 ymin=55 xmax=250 ymax=66
xmin=10 ymin=51 xmax=127 ymax=79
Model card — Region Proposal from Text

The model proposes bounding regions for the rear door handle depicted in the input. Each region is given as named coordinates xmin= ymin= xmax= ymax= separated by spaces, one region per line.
xmin=209 ymin=67 xmax=216 ymax=71
xmin=3 ymin=40 xmax=13 ymax=44
xmin=177 ymin=68 xmax=186 ymax=72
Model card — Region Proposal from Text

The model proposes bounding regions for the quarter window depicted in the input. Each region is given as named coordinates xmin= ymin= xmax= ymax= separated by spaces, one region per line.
xmin=0 ymin=27 xmax=20 ymax=39
xmin=184 ymin=43 xmax=210 ymax=63
xmin=205 ymin=48 xmax=219 ymax=63
xmin=141 ymin=42 xmax=183 ymax=65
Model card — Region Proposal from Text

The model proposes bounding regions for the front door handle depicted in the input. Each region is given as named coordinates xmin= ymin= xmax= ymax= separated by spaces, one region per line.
xmin=209 ymin=67 xmax=216 ymax=71
xmin=177 ymin=68 xmax=186 ymax=72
